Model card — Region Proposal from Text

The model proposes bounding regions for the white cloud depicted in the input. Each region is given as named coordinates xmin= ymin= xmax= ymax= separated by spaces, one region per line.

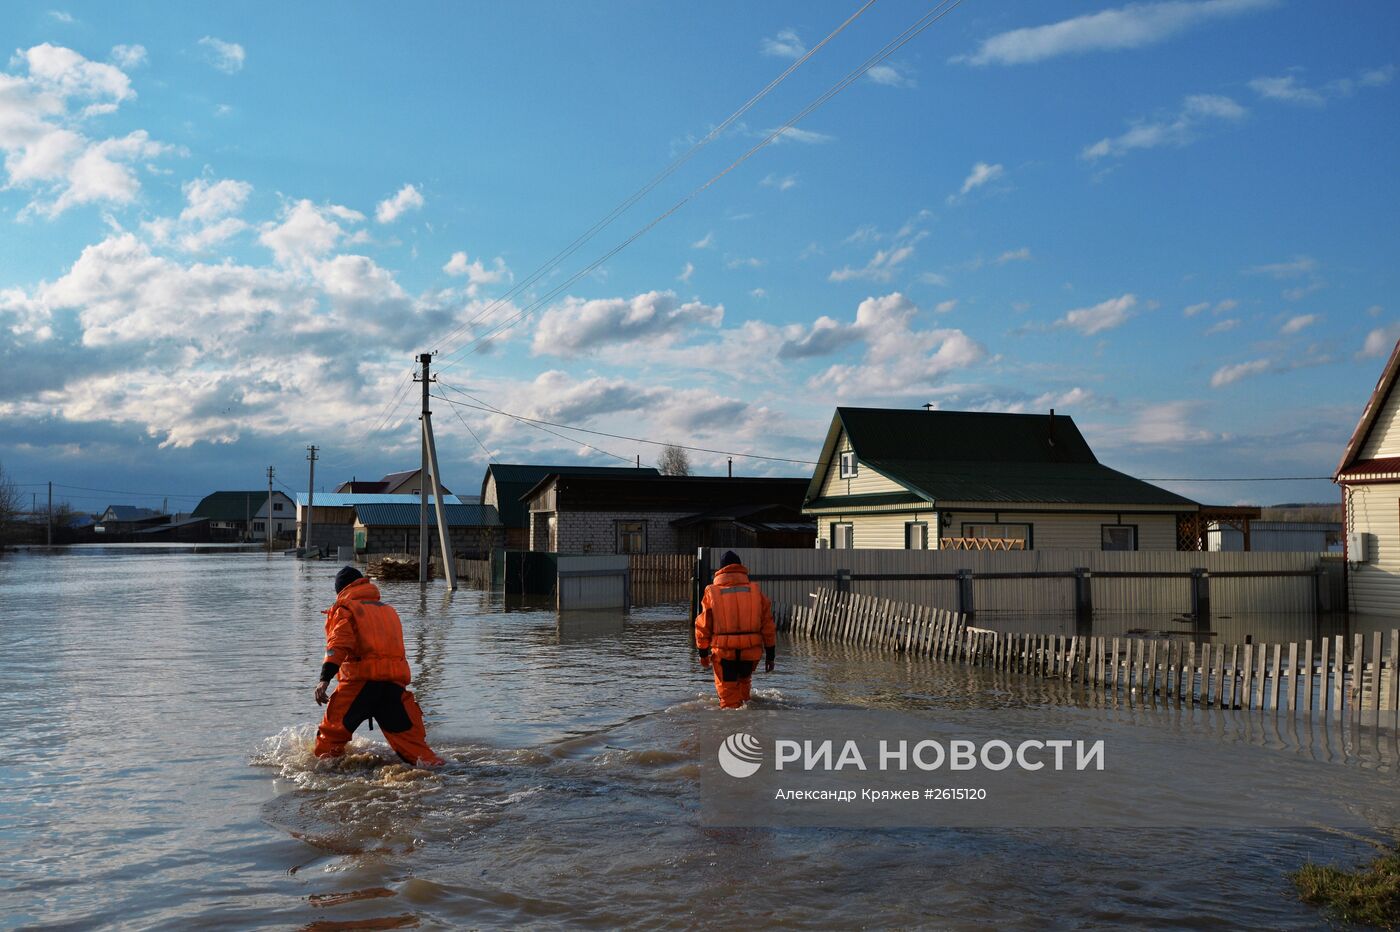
xmin=1247 ymin=255 xmax=1316 ymax=277
xmin=808 ymin=294 xmax=985 ymax=398
xmin=375 ymin=183 xmax=424 ymax=224
xmin=1210 ymin=358 xmax=1271 ymax=387
xmin=760 ymin=172 xmax=798 ymax=191
xmin=866 ymin=63 xmax=915 ymax=88
xmin=1082 ymin=93 xmax=1245 ymax=160
xmin=1127 ymin=400 xmax=1217 ymax=444
xmin=935 ymin=299 xmax=958 ymax=314
xmin=443 ymin=251 xmax=512 ymax=295
xmin=957 ymin=161 xmax=1004 ymax=196
xmin=691 ymin=231 xmax=714 ymax=249
xmin=761 ymin=28 xmax=805 ymax=59
xmin=1279 ymin=313 xmax=1316 ymax=335
xmin=110 ymin=45 xmax=147 ymax=70
xmin=767 ymin=126 xmax=834 ymax=145
xmin=1249 ymin=74 xmax=1324 ymax=106
xmin=198 ymin=37 xmax=245 ymax=74
xmin=829 ymin=245 xmax=915 ymax=283
xmin=1360 ymin=324 xmax=1400 ymax=359
xmin=49 ymin=10 xmax=75 ymax=23
xmin=726 ymin=256 xmax=765 ymax=270
xmin=46 ymin=130 xmax=171 ymax=216
xmin=749 ymin=288 xmax=767 ymax=299
xmin=958 ymin=0 xmax=1274 ymax=66
xmin=180 ymin=177 xmax=252 ymax=225
xmin=259 ymin=199 xmax=364 ymax=267
xmin=531 ymin=290 xmax=723 ymax=357
xmin=1054 ymin=294 xmax=1137 ymax=335
xmin=994 ymin=247 xmax=1031 ymax=265
xmin=22 ymin=42 xmax=133 ymax=101
xmin=1360 ymin=65 xmax=1396 ymax=87
xmin=677 ymin=261 xmax=694 ymax=283
xmin=1184 ymin=301 xmax=1211 ymax=317
xmin=1205 ymin=318 xmax=1239 ymax=335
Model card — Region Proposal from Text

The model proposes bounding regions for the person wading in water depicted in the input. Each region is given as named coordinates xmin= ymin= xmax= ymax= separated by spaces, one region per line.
xmin=694 ymin=551 xmax=776 ymax=708
xmin=313 ymin=566 xmax=444 ymax=766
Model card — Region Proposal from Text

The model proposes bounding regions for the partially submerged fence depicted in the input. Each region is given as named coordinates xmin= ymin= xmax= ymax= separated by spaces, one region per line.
xmin=782 ymin=588 xmax=1400 ymax=721
xmin=629 ymin=553 xmax=691 ymax=605
xmin=701 ymin=547 xmax=1332 ymax=626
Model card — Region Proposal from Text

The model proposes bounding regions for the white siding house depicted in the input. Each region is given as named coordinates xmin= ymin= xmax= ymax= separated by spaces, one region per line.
xmin=804 ymin=408 xmax=1197 ymax=552
xmin=1335 ymin=339 xmax=1400 ymax=617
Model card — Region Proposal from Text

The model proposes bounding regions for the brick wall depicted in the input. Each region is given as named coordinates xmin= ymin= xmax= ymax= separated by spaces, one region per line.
xmin=551 ymin=510 xmax=693 ymax=554
xmin=357 ymin=525 xmax=503 ymax=557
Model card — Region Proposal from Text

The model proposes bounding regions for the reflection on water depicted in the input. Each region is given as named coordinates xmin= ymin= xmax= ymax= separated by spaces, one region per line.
xmin=1 ymin=548 xmax=1397 ymax=929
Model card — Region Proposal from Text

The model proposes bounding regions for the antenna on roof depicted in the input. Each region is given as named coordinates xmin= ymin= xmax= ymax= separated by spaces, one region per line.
xmin=1048 ymin=408 xmax=1056 ymax=447
xmin=922 ymin=403 xmax=934 ymax=411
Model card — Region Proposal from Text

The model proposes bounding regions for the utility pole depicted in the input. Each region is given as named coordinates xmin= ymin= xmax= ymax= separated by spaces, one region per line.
xmin=305 ymin=445 xmax=318 ymax=556
xmin=414 ymin=353 xmax=458 ymax=589
xmin=47 ymin=481 xmax=52 ymax=546
xmin=266 ymin=466 xmax=275 ymax=554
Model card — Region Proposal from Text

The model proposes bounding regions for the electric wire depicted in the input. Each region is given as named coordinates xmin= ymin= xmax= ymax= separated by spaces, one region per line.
xmin=436 ymin=380 xmax=635 ymax=465
xmin=434 ymin=0 xmax=965 ymax=371
xmin=426 ymin=0 xmax=878 ymax=358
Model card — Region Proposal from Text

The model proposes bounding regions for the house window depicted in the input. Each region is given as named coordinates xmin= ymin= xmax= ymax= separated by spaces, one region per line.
xmin=616 ymin=520 xmax=646 ymax=554
xmin=832 ymin=522 xmax=854 ymax=549
xmin=839 ymin=451 xmax=858 ymax=479
xmin=273 ymin=502 xmax=284 ymax=512
xmin=253 ymin=521 xmax=265 ymax=532
xmin=963 ymin=523 xmax=1031 ymax=548
xmin=1102 ymin=525 xmax=1137 ymax=551
xmin=905 ymin=522 xmax=928 ymax=550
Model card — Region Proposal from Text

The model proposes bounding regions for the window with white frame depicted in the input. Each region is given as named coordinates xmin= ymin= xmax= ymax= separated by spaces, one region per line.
xmin=616 ymin=520 xmax=646 ymax=554
xmin=905 ymin=521 xmax=928 ymax=550
xmin=832 ymin=522 xmax=854 ymax=549
xmin=839 ymin=451 xmax=858 ymax=479
xmin=1101 ymin=525 xmax=1137 ymax=551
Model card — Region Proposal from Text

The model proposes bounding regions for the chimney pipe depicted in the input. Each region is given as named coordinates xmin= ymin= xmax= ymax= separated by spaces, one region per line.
xmin=1048 ymin=409 xmax=1056 ymax=447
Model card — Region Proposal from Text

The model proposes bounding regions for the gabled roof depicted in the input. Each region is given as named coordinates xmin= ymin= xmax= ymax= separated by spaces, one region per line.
xmin=295 ymin=492 xmax=478 ymax=507
xmin=353 ymin=502 xmax=502 ymax=527
xmin=1336 ymin=338 xmax=1400 ymax=479
xmin=101 ymin=505 xmax=160 ymax=521
xmin=191 ymin=490 xmax=292 ymax=522
xmin=520 ymin=473 xmax=810 ymax=513
xmin=807 ymin=407 xmax=1196 ymax=510
xmin=481 ymin=463 xmax=661 ymax=527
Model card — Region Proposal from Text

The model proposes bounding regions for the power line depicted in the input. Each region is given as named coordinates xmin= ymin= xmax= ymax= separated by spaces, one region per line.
xmin=434 ymin=0 xmax=965 ymax=369
xmin=15 ymin=482 xmax=203 ymax=499
xmin=431 ymin=390 xmax=821 ymax=466
xmin=436 ymin=380 xmax=634 ymax=465
xmin=425 ymin=0 xmax=877 ymax=359
xmin=434 ymin=379 xmax=500 ymax=463
xmin=1145 ymin=476 xmax=1333 ymax=482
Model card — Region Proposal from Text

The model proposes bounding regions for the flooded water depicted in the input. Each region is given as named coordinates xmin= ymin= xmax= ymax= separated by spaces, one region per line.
xmin=3 ymin=548 xmax=1398 ymax=930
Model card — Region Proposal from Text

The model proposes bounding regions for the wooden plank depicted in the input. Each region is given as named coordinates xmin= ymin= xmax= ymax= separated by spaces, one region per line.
xmin=1147 ymin=640 xmax=1159 ymax=699
xmin=1371 ymin=631 xmax=1383 ymax=714
xmin=1241 ymin=644 xmax=1254 ymax=711
xmin=1201 ymin=643 xmax=1213 ymax=707
xmin=1269 ymin=643 xmax=1281 ymax=712
xmin=1390 ymin=629 xmax=1400 ymax=714
xmin=1213 ymin=644 xmax=1225 ymax=709
xmin=1164 ymin=641 xmax=1176 ymax=701
xmin=1317 ymin=637 xmax=1328 ymax=713
xmin=1285 ymin=642 xmax=1298 ymax=712
xmin=1351 ymin=634 xmax=1365 ymax=715
xmin=1184 ymin=641 xmax=1196 ymax=706
xmin=1108 ymin=637 xmax=1120 ymax=694
xmin=1332 ymin=635 xmax=1345 ymax=713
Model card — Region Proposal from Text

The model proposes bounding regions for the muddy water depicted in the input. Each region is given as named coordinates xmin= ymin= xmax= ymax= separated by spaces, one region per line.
xmin=2 ymin=548 xmax=1397 ymax=930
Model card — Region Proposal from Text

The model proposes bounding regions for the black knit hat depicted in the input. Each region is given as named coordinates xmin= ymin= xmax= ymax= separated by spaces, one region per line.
xmin=334 ymin=566 xmax=364 ymax=593
xmin=719 ymin=550 xmax=742 ymax=568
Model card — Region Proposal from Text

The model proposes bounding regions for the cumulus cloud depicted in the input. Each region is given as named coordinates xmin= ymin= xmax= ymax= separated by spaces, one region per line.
xmin=677 ymin=262 xmax=694 ymax=283
xmin=829 ymin=245 xmax=916 ymax=283
xmin=375 ymin=183 xmax=424 ymax=224
xmin=1279 ymin=313 xmax=1316 ymax=335
xmin=691 ymin=231 xmax=714 ymax=249
xmin=1054 ymin=294 xmax=1137 ymax=335
xmin=0 ymin=44 xmax=175 ymax=217
xmin=531 ymin=290 xmax=723 ymax=357
xmin=935 ymin=299 xmax=958 ymax=314
xmin=110 ymin=45 xmax=147 ymax=70
xmin=760 ymin=172 xmax=798 ymax=191
xmin=1210 ymin=358 xmax=1271 ymax=387
xmin=259 ymin=199 xmax=364 ymax=267
xmin=958 ymin=161 xmax=1004 ymax=196
xmin=1205 ymin=318 xmax=1239 ymax=335
xmin=957 ymin=0 xmax=1274 ymax=66
xmin=767 ymin=126 xmax=834 ymax=145
xmin=1247 ymin=255 xmax=1316 ymax=277
xmin=866 ymin=63 xmax=915 ymax=87
xmin=1360 ymin=324 xmax=1400 ymax=359
xmin=198 ymin=37 xmax=245 ymax=74
xmin=994 ymin=247 xmax=1031 ymax=265
xmin=1082 ymin=93 xmax=1245 ymax=160
xmin=761 ymin=28 xmax=805 ymax=59
xmin=1249 ymin=74 xmax=1324 ymax=106
xmin=1127 ymin=400 xmax=1218 ymax=444
xmin=1250 ymin=65 xmax=1395 ymax=106
xmin=443 ymin=251 xmax=511 ymax=295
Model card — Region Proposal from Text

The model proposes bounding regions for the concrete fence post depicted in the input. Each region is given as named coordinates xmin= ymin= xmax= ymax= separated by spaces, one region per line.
xmin=1191 ymin=568 xmax=1211 ymax=629
xmin=1074 ymin=567 xmax=1093 ymax=629
xmin=957 ymin=569 xmax=975 ymax=622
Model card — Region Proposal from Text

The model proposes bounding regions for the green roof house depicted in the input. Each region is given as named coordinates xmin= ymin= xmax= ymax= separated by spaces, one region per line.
xmin=804 ymin=407 xmax=1198 ymax=551
xmin=192 ymin=490 xmax=296 ymax=542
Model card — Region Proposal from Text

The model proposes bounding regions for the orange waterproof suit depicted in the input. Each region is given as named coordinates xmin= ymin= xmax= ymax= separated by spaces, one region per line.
xmin=314 ymin=577 xmax=443 ymax=766
xmin=694 ymin=563 xmax=776 ymax=708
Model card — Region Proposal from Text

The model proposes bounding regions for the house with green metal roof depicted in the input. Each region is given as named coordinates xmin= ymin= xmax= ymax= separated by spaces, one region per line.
xmin=351 ymin=502 xmax=503 ymax=558
xmin=804 ymin=407 xmax=1198 ymax=551
xmin=479 ymin=463 xmax=660 ymax=549
xmin=191 ymin=490 xmax=295 ymax=542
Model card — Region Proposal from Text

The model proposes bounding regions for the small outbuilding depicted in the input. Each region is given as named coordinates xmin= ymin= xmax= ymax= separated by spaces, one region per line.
xmin=1335 ymin=338 xmax=1400 ymax=616
xmin=352 ymin=502 xmax=502 ymax=559
xmin=480 ymin=463 xmax=660 ymax=550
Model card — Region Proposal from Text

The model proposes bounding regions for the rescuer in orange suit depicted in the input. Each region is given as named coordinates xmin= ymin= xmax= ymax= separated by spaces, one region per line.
xmin=313 ymin=566 xmax=444 ymax=766
xmin=694 ymin=551 xmax=776 ymax=708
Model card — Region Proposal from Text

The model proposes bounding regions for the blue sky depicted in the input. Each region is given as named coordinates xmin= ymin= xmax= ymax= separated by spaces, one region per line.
xmin=1 ymin=0 xmax=1396 ymax=514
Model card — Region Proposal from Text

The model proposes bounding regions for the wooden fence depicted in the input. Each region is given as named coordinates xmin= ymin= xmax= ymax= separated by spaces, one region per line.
xmin=630 ymin=553 xmax=692 ymax=605
xmin=782 ymin=588 xmax=1400 ymax=721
